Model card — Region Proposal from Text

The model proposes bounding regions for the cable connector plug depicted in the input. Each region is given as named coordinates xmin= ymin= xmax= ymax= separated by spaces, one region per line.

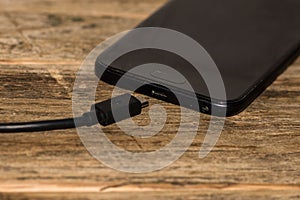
xmin=92 ymin=93 xmax=148 ymax=126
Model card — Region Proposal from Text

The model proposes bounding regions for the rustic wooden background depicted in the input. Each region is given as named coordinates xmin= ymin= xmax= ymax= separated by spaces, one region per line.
xmin=0 ymin=0 xmax=299 ymax=199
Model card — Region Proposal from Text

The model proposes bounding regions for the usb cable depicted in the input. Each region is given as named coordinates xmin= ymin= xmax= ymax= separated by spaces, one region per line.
xmin=0 ymin=94 xmax=148 ymax=133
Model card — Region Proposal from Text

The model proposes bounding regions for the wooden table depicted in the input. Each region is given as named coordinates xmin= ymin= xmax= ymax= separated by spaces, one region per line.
xmin=0 ymin=0 xmax=299 ymax=199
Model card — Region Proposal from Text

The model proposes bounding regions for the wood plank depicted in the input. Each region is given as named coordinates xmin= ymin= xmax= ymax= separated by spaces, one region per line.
xmin=0 ymin=13 xmax=140 ymax=61
xmin=1 ymin=188 xmax=300 ymax=200
xmin=0 ymin=0 xmax=167 ymax=61
xmin=0 ymin=0 xmax=166 ymax=19
xmin=0 ymin=62 xmax=299 ymax=199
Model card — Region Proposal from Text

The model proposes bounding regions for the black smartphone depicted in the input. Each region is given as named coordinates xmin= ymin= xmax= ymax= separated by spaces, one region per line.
xmin=95 ymin=0 xmax=300 ymax=116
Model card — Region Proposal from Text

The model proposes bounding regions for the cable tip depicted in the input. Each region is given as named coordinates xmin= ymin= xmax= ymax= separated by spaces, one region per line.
xmin=134 ymin=96 xmax=149 ymax=108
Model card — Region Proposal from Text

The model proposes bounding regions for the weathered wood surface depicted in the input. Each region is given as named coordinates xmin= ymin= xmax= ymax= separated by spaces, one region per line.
xmin=0 ymin=0 xmax=299 ymax=199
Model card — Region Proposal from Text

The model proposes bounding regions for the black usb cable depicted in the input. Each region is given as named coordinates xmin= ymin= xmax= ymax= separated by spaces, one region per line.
xmin=0 ymin=94 xmax=148 ymax=133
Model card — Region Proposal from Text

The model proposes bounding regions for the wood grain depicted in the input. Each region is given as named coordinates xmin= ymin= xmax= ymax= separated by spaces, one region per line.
xmin=0 ymin=0 xmax=299 ymax=199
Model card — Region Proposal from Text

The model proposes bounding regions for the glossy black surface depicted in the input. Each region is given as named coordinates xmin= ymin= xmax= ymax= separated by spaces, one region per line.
xmin=96 ymin=0 xmax=300 ymax=115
